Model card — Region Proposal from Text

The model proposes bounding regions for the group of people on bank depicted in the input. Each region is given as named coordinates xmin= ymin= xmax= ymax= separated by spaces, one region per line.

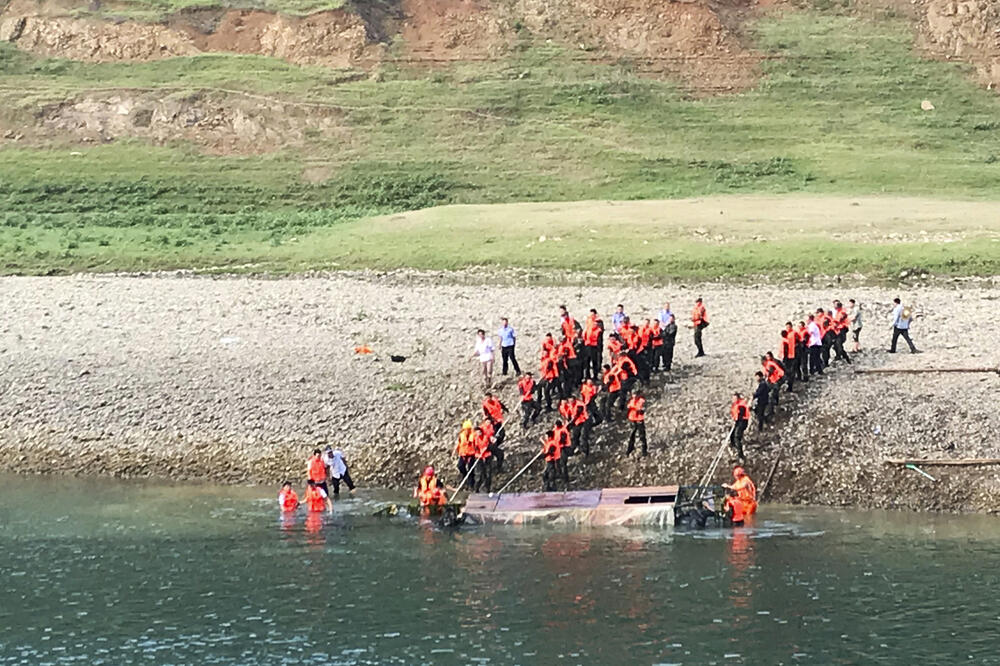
xmin=423 ymin=300 xmax=712 ymax=503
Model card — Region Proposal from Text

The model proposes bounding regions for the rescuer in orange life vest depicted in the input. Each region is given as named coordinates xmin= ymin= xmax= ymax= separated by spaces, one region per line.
xmin=307 ymin=448 xmax=329 ymax=495
xmin=626 ymin=390 xmax=647 ymax=457
xmin=553 ymin=419 xmax=572 ymax=483
xmin=580 ymin=377 xmax=603 ymax=426
xmin=414 ymin=466 xmax=449 ymax=509
xmin=723 ymin=466 xmax=757 ymax=517
xmin=724 ymin=490 xmax=746 ymax=526
xmin=691 ymin=297 xmax=709 ymax=358
xmin=304 ymin=480 xmax=333 ymax=514
xmin=473 ymin=424 xmax=494 ymax=493
xmin=540 ymin=429 xmax=562 ymax=492
xmin=277 ymin=481 xmax=299 ymax=512
xmin=454 ymin=420 xmax=477 ymax=489
xmin=482 ymin=392 xmax=508 ymax=464
xmin=761 ymin=352 xmax=785 ymax=420
xmin=518 ymin=372 xmax=541 ymax=428
xmin=729 ymin=392 xmax=749 ymax=461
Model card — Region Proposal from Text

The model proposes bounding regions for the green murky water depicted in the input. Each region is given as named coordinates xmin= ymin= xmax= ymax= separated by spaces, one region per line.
xmin=1 ymin=474 xmax=998 ymax=665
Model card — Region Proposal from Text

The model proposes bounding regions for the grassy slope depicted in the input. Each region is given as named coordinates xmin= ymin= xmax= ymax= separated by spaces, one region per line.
xmin=1 ymin=10 xmax=1000 ymax=276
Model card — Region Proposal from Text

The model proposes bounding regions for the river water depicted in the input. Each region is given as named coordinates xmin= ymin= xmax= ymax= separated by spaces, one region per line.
xmin=1 ymin=474 xmax=998 ymax=665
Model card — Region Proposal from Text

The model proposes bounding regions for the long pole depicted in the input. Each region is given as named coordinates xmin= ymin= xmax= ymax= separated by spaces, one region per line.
xmin=490 ymin=449 xmax=545 ymax=498
xmin=696 ymin=423 xmax=735 ymax=494
xmin=449 ymin=456 xmax=481 ymax=504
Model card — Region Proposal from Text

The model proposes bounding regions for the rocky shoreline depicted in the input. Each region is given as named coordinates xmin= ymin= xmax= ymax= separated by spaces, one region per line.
xmin=2 ymin=272 xmax=998 ymax=513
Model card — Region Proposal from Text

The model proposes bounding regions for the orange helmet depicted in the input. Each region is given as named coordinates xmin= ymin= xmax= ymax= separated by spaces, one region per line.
xmin=733 ymin=466 xmax=745 ymax=478
xmin=423 ymin=466 xmax=435 ymax=477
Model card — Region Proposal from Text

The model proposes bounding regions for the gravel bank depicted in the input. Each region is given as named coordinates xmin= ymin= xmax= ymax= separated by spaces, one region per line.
xmin=2 ymin=273 xmax=998 ymax=513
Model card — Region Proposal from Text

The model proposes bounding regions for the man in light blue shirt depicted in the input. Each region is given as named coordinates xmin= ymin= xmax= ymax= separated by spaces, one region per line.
xmin=611 ymin=304 xmax=627 ymax=333
xmin=498 ymin=318 xmax=521 ymax=375
xmin=657 ymin=302 xmax=673 ymax=326
xmin=889 ymin=298 xmax=918 ymax=353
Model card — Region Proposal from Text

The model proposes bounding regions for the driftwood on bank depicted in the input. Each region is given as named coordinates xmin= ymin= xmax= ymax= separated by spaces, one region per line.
xmin=758 ymin=454 xmax=781 ymax=502
xmin=856 ymin=368 xmax=999 ymax=375
xmin=885 ymin=458 xmax=1000 ymax=466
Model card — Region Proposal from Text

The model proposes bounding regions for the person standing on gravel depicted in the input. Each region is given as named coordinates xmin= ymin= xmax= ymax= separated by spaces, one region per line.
xmin=612 ymin=304 xmax=627 ymax=333
xmin=806 ymin=315 xmax=824 ymax=375
xmin=657 ymin=301 xmax=673 ymax=327
xmin=323 ymin=446 xmax=355 ymax=497
xmin=751 ymin=371 xmax=770 ymax=430
xmin=729 ymin=393 xmax=749 ymax=460
xmin=497 ymin=318 xmax=521 ymax=376
xmin=661 ymin=314 xmax=678 ymax=371
xmin=691 ymin=298 xmax=708 ymax=357
xmin=471 ymin=329 xmax=495 ymax=386
xmin=889 ymin=298 xmax=919 ymax=353
xmin=848 ymin=299 xmax=863 ymax=353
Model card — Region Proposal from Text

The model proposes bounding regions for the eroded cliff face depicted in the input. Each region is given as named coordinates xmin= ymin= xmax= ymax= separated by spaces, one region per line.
xmin=922 ymin=0 xmax=1000 ymax=88
xmin=0 ymin=0 xmax=760 ymax=88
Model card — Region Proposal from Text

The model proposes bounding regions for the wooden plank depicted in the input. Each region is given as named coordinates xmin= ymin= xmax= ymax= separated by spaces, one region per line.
xmin=884 ymin=458 xmax=1000 ymax=466
xmin=494 ymin=490 xmax=601 ymax=511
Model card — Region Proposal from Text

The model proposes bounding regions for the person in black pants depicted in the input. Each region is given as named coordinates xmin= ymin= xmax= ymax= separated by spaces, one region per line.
xmin=661 ymin=314 xmax=677 ymax=370
xmin=497 ymin=317 xmax=521 ymax=376
xmin=752 ymin=372 xmax=769 ymax=431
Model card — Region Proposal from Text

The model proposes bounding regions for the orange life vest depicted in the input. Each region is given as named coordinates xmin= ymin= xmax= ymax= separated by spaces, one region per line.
xmin=308 ymin=457 xmax=327 ymax=483
xmin=518 ymin=375 xmax=535 ymax=402
xmin=581 ymin=381 xmax=598 ymax=405
xmin=725 ymin=495 xmax=745 ymax=523
xmin=455 ymin=428 xmax=476 ymax=457
xmin=583 ymin=317 xmax=601 ymax=346
xmin=781 ymin=331 xmax=796 ymax=359
xmin=541 ymin=356 xmax=559 ymax=381
xmin=692 ymin=303 xmax=707 ymax=326
xmin=602 ymin=368 xmax=622 ymax=393
xmin=730 ymin=398 xmax=749 ymax=421
xmin=543 ymin=436 xmax=561 ymax=462
xmin=763 ymin=359 xmax=784 ymax=384
xmin=651 ymin=320 xmax=663 ymax=347
xmin=418 ymin=475 xmax=447 ymax=506
xmin=608 ymin=337 xmax=624 ymax=356
xmin=833 ymin=308 xmax=849 ymax=333
xmin=279 ymin=490 xmax=299 ymax=512
xmin=483 ymin=397 xmax=504 ymax=423
xmin=474 ymin=430 xmax=492 ymax=460
xmin=305 ymin=485 xmax=327 ymax=512
xmin=561 ymin=317 xmax=577 ymax=341
xmin=732 ymin=475 xmax=757 ymax=510
xmin=627 ymin=395 xmax=645 ymax=422
xmin=554 ymin=424 xmax=571 ymax=451
xmin=615 ymin=355 xmax=637 ymax=380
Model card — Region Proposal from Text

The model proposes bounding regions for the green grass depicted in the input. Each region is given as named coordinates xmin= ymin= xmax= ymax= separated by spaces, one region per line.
xmin=2 ymin=10 xmax=1000 ymax=276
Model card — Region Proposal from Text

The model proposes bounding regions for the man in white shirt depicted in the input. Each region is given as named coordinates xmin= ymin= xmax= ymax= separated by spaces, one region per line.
xmin=806 ymin=314 xmax=824 ymax=375
xmin=471 ymin=329 xmax=495 ymax=387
